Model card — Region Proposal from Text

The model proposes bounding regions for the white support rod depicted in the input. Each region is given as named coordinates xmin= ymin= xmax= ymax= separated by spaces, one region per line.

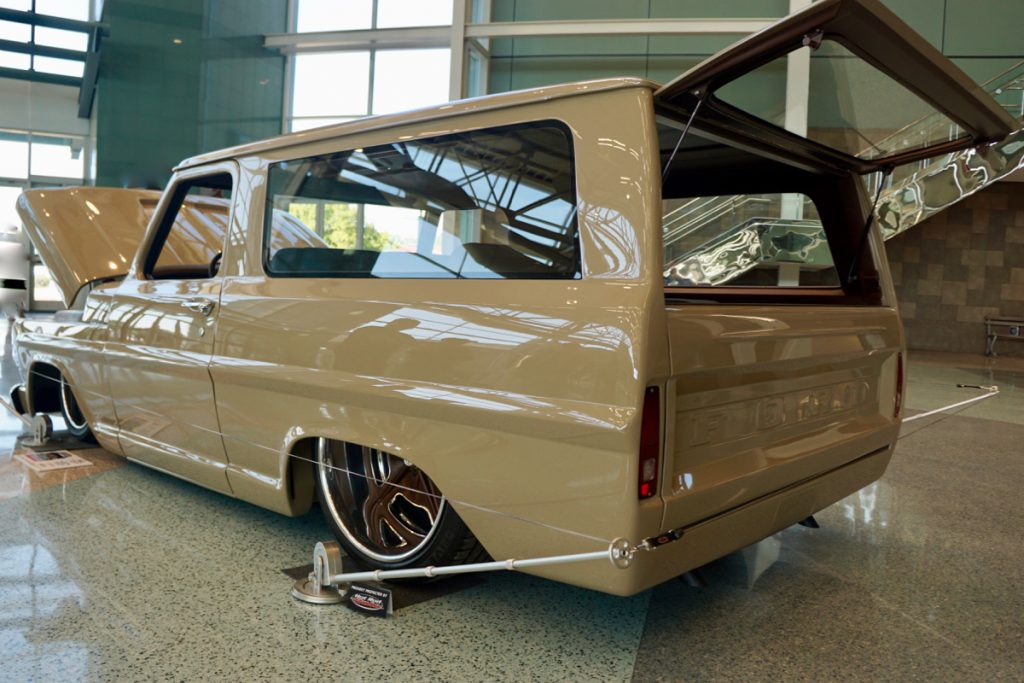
xmin=902 ymin=389 xmax=999 ymax=423
xmin=0 ymin=395 xmax=34 ymax=429
xmin=264 ymin=18 xmax=773 ymax=53
xmin=328 ymin=549 xmax=615 ymax=585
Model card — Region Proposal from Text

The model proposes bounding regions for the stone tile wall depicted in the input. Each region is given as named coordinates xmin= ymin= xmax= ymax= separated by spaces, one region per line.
xmin=884 ymin=182 xmax=1024 ymax=354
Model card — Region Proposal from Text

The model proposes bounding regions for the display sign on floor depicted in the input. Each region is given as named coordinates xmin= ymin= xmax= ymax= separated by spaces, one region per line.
xmin=343 ymin=583 xmax=393 ymax=618
xmin=15 ymin=450 xmax=92 ymax=472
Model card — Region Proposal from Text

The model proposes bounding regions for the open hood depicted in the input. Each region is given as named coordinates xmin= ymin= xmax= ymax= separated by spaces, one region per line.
xmin=17 ymin=188 xmax=164 ymax=307
xmin=656 ymin=0 xmax=1018 ymax=173
xmin=17 ymin=187 xmax=325 ymax=307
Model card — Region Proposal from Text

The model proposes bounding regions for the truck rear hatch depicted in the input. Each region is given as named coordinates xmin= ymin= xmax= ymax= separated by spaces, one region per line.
xmin=651 ymin=0 xmax=1012 ymax=532
xmin=661 ymin=305 xmax=901 ymax=531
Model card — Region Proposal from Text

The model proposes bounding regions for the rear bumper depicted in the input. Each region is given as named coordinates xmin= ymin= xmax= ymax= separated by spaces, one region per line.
xmin=578 ymin=444 xmax=892 ymax=595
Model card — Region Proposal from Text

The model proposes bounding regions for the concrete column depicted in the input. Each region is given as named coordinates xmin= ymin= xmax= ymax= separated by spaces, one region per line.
xmin=449 ymin=0 xmax=468 ymax=100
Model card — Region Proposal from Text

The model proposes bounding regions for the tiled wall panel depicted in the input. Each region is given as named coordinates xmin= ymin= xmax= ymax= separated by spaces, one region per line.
xmin=886 ymin=182 xmax=1024 ymax=355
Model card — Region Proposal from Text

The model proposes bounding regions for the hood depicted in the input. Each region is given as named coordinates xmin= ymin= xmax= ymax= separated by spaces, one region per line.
xmin=17 ymin=187 xmax=166 ymax=307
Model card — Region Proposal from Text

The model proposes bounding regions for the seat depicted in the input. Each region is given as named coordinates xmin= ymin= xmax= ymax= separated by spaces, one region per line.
xmin=269 ymin=248 xmax=380 ymax=277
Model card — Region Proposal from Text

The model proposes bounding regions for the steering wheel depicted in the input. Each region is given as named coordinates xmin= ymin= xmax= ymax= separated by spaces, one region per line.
xmin=208 ymin=251 xmax=223 ymax=278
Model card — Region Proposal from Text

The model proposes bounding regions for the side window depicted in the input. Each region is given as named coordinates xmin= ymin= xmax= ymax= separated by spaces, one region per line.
xmin=263 ymin=121 xmax=579 ymax=280
xmin=146 ymin=173 xmax=233 ymax=280
xmin=663 ymin=192 xmax=841 ymax=288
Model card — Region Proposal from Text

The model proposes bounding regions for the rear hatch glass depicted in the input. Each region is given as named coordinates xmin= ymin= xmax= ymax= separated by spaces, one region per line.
xmin=655 ymin=0 xmax=1016 ymax=172
xmin=715 ymin=41 xmax=966 ymax=161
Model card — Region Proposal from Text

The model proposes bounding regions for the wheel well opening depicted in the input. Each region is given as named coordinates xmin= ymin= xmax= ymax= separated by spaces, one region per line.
xmin=29 ymin=363 xmax=62 ymax=414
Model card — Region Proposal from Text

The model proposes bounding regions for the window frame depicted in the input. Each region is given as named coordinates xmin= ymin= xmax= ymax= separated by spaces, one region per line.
xmin=657 ymin=125 xmax=884 ymax=307
xmin=140 ymin=162 xmax=238 ymax=282
xmin=259 ymin=119 xmax=583 ymax=282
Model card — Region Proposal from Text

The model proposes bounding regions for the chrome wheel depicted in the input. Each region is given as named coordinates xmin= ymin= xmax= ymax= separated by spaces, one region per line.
xmin=316 ymin=438 xmax=446 ymax=564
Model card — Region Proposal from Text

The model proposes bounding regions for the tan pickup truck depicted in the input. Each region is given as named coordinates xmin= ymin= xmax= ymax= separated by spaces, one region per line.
xmin=10 ymin=0 xmax=1015 ymax=594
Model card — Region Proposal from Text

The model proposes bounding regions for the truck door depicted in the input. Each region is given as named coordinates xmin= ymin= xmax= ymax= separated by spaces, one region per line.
xmin=105 ymin=164 xmax=236 ymax=493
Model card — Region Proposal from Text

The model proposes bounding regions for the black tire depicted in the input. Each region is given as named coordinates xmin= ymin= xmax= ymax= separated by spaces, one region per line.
xmin=59 ymin=376 xmax=96 ymax=443
xmin=314 ymin=438 xmax=485 ymax=572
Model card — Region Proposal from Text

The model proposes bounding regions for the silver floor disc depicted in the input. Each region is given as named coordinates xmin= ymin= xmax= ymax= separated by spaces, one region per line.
xmin=291 ymin=576 xmax=342 ymax=605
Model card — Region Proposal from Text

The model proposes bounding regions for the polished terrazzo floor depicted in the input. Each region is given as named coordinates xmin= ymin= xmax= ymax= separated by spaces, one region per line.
xmin=1 ymin=321 xmax=1021 ymax=682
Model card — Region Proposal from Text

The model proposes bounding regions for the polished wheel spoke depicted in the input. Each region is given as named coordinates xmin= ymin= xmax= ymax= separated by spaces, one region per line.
xmin=319 ymin=439 xmax=446 ymax=561
xmin=361 ymin=450 xmax=440 ymax=549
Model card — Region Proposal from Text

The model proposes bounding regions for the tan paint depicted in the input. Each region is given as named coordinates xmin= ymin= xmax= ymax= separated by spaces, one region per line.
xmin=11 ymin=84 xmax=902 ymax=594
xmin=15 ymin=0 xmax=1007 ymax=594
xmin=16 ymin=188 xmax=162 ymax=307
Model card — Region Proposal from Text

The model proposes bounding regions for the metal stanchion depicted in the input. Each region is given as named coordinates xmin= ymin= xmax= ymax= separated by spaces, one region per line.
xmin=0 ymin=395 xmax=52 ymax=447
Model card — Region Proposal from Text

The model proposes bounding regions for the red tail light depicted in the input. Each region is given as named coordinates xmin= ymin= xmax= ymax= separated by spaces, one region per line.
xmin=638 ymin=386 xmax=660 ymax=499
xmin=894 ymin=352 xmax=905 ymax=418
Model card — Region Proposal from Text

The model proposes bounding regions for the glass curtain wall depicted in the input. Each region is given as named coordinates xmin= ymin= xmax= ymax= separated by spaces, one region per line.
xmin=0 ymin=0 xmax=93 ymax=78
xmin=286 ymin=0 xmax=453 ymax=132
xmin=1 ymin=0 xmax=94 ymax=311
xmin=285 ymin=0 xmax=455 ymax=247
xmin=0 ymin=130 xmax=88 ymax=311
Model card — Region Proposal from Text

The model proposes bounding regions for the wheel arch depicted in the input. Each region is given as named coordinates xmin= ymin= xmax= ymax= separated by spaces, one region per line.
xmin=283 ymin=435 xmax=318 ymax=514
xmin=26 ymin=360 xmax=63 ymax=414
xmin=279 ymin=432 xmax=459 ymax=522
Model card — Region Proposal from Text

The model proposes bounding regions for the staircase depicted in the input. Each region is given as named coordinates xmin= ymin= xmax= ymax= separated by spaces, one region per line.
xmin=664 ymin=60 xmax=1024 ymax=282
xmin=873 ymin=61 xmax=1024 ymax=239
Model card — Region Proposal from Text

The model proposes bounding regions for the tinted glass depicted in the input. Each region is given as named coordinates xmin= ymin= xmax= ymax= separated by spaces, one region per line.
xmin=663 ymin=193 xmax=839 ymax=288
xmin=264 ymin=122 xmax=579 ymax=280
xmin=150 ymin=174 xmax=233 ymax=280
xmin=716 ymin=41 xmax=966 ymax=160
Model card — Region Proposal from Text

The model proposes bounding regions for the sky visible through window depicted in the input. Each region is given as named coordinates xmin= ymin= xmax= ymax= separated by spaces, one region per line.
xmin=295 ymin=0 xmax=453 ymax=32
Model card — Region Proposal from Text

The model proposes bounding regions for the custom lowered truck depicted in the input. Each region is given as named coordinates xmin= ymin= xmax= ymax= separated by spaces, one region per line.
xmin=10 ymin=0 xmax=1015 ymax=594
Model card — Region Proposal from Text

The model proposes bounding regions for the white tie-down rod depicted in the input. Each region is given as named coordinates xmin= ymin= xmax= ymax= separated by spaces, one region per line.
xmin=901 ymin=384 xmax=999 ymax=423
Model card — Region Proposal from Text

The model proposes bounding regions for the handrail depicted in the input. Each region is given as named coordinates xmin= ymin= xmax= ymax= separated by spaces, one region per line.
xmin=862 ymin=59 xmax=1024 ymax=160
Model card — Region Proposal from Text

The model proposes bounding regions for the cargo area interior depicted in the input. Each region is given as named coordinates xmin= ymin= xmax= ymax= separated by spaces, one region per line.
xmin=656 ymin=116 xmax=882 ymax=300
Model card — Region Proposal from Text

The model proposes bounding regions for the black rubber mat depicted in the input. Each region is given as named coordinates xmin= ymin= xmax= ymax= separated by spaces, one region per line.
xmin=16 ymin=431 xmax=96 ymax=453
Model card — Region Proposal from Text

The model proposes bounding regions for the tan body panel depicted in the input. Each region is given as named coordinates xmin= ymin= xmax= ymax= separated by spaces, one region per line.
xmin=11 ymin=52 xmax=933 ymax=592
xmin=16 ymin=188 xmax=162 ymax=307
xmin=207 ymin=91 xmax=668 ymax=578
xmin=662 ymin=305 xmax=902 ymax=532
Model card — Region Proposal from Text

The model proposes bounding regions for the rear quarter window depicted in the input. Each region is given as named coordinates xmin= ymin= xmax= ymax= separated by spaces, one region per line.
xmin=262 ymin=121 xmax=580 ymax=280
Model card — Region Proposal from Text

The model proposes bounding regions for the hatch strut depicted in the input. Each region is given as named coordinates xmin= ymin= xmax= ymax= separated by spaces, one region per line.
xmin=662 ymin=89 xmax=707 ymax=178
xmin=846 ymin=166 xmax=893 ymax=285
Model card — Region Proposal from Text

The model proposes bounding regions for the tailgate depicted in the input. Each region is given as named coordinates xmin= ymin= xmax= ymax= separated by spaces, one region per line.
xmin=661 ymin=304 xmax=902 ymax=530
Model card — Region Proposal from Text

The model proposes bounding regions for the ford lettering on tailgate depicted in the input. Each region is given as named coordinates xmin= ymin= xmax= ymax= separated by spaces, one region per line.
xmin=687 ymin=380 xmax=871 ymax=447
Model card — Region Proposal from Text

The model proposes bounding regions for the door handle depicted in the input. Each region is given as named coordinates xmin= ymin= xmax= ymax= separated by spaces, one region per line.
xmin=181 ymin=299 xmax=215 ymax=316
